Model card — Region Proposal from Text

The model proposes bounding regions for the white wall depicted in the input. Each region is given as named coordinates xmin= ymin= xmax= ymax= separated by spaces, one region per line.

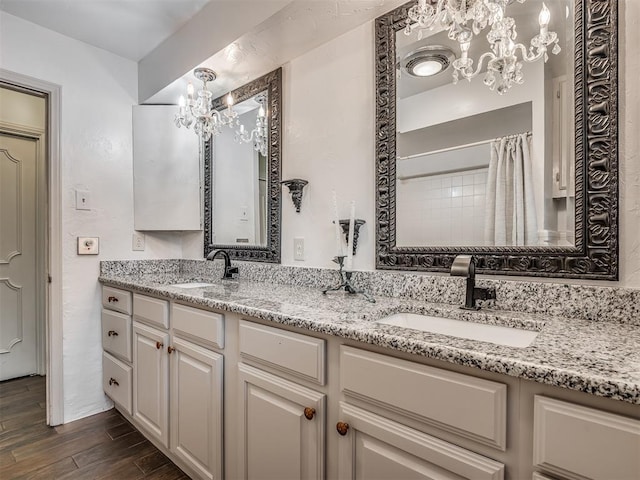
xmin=0 ymin=12 xmax=193 ymax=422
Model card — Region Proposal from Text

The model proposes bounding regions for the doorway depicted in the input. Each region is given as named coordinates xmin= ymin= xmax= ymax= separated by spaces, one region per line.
xmin=0 ymin=70 xmax=63 ymax=425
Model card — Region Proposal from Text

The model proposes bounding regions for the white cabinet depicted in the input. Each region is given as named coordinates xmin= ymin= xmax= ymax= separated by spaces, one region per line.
xmin=101 ymin=286 xmax=133 ymax=414
xmin=170 ymin=336 xmax=223 ymax=480
xmin=533 ymin=396 xmax=640 ymax=480
xmin=336 ymin=402 xmax=504 ymax=480
xmin=133 ymin=105 xmax=201 ymax=231
xmin=132 ymin=320 xmax=170 ymax=448
xmin=238 ymin=363 xmax=325 ymax=480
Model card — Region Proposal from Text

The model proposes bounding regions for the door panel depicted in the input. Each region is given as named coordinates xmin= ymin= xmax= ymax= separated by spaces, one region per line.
xmin=0 ymin=133 xmax=38 ymax=380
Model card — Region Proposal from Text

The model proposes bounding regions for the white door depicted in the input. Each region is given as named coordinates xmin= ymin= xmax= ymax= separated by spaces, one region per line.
xmin=0 ymin=131 xmax=39 ymax=380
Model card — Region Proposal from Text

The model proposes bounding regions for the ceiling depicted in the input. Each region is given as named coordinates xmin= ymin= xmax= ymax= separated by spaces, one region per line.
xmin=0 ymin=0 xmax=212 ymax=61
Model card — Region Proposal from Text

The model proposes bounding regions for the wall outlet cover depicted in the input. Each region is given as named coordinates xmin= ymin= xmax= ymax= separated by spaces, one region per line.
xmin=77 ymin=237 xmax=99 ymax=255
xmin=132 ymin=233 xmax=145 ymax=251
xmin=294 ymin=237 xmax=304 ymax=261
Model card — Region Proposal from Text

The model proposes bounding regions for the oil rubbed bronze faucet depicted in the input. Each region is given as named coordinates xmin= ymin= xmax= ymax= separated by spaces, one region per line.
xmin=450 ymin=255 xmax=496 ymax=310
xmin=206 ymin=249 xmax=239 ymax=279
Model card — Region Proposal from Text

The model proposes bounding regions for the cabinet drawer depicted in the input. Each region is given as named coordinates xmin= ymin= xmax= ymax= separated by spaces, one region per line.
xmin=103 ymin=352 xmax=132 ymax=415
xmin=102 ymin=309 xmax=132 ymax=362
xmin=340 ymin=346 xmax=507 ymax=450
xmin=533 ymin=396 xmax=640 ymax=480
xmin=171 ymin=304 xmax=224 ymax=349
xmin=239 ymin=321 xmax=326 ymax=385
xmin=133 ymin=293 xmax=169 ymax=329
xmin=102 ymin=286 xmax=132 ymax=315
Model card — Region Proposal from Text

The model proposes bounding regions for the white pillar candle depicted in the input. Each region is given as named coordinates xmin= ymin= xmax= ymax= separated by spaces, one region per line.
xmin=346 ymin=201 xmax=355 ymax=270
xmin=332 ymin=190 xmax=344 ymax=257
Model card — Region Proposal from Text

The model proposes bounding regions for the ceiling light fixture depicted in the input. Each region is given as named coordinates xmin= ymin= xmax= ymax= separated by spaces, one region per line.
xmin=401 ymin=46 xmax=455 ymax=77
xmin=404 ymin=0 xmax=561 ymax=94
xmin=174 ymin=67 xmax=239 ymax=141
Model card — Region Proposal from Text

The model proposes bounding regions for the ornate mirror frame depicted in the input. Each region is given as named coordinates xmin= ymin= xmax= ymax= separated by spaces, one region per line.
xmin=375 ymin=0 xmax=618 ymax=279
xmin=204 ymin=67 xmax=282 ymax=262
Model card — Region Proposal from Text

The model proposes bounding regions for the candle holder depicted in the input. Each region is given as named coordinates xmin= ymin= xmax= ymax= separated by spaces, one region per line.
xmin=337 ymin=219 xmax=365 ymax=255
xmin=281 ymin=179 xmax=308 ymax=213
xmin=322 ymin=256 xmax=375 ymax=303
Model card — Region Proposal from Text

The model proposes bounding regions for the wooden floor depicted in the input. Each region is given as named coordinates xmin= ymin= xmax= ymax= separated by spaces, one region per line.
xmin=0 ymin=376 xmax=189 ymax=479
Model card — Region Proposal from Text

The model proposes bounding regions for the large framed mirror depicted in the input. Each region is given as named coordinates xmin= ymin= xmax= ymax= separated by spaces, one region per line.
xmin=204 ymin=67 xmax=282 ymax=262
xmin=375 ymin=0 xmax=618 ymax=279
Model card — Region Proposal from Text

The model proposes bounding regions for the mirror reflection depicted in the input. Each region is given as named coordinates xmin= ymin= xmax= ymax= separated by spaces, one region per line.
xmin=211 ymin=92 xmax=268 ymax=246
xmin=395 ymin=0 xmax=574 ymax=248
xmin=204 ymin=67 xmax=282 ymax=263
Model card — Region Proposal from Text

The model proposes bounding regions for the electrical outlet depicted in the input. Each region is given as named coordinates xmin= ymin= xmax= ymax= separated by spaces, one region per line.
xmin=294 ymin=237 xmax=304 ymax=261
xmin=77 ymin=237 xmax=99 ymax=255
xmin=132 ymin=233 xmax=145 ymax=251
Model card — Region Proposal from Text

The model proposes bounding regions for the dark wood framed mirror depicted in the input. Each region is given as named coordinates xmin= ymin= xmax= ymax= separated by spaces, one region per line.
xmin=204 ymin=67 xmax=282 ymax=262
xmin=375 ymin=0 xmax=618 ymax=279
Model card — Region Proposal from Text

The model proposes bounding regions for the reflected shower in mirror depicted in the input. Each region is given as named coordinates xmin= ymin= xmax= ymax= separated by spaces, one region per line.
xmin=395 ymin=0 xmax=575 ymax=248
xmin=375 ymin=0 xmax=618 ymax=279
xmin=204 ymin=68 xmax=282 ymax=263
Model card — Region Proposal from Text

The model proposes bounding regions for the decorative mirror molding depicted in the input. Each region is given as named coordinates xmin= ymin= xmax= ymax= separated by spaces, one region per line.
xmin=375 ymin=0 xmax=618 ymax=279
xmin=204 ymin=67 xmax=282 ymax=263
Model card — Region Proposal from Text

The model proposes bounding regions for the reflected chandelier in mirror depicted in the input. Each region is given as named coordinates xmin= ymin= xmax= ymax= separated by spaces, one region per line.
xmin=375 ymin=0 xmax=618 ymax=279
xmin=204 ymin=67 xmax=282 ymax=263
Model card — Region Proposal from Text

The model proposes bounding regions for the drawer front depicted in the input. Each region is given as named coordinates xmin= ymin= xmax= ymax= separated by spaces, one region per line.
xmin=239 ymin=320 xmax=326 ymax=385
xmin=172 ymin=303 xmax=224 ymax=349
xmin=340 ymin=346 xmax=507 ymax=450
xmin=533 ymin=396 xmax=640 ymax=480
xmin=133 ymin=293 xmax=169 ymax=329
xmin=102 ymin=309 xmax=132 ymax=362
xmin=102 ymin=286 xmax=132 ymax=315
xmin=103 ymin=351 xmax=132 ymax=415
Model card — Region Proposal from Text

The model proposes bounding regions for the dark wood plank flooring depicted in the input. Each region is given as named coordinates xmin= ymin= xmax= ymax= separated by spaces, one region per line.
xmin=0 ymin=376 xmax=189 ymax=479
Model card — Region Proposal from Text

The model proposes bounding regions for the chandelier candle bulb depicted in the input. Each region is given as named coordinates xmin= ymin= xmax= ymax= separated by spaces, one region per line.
xmin=539 ymin=3 xmax=550 ymax=34
xmin=346 ymin=201 xmax=356 ymax=271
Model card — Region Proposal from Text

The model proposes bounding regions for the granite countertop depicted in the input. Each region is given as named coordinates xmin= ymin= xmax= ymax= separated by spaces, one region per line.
xmin=99 ymin=273 xmax=640 ymax=405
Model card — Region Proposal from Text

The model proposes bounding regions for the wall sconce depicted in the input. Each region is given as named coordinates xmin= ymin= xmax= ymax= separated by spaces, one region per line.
xmin=281 ymin=179 xmax=308 ymax=213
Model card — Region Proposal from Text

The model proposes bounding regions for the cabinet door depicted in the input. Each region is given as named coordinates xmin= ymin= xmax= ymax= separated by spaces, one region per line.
xmin=337 ymin=402 xmax=504 ymax=480
xmin=170 ymin=336 xmax=224 ymax=480
xmin=238 ymin=363 xmax=325 ymax=480
xmin=133 ymin=321 xmax=169 ymax=448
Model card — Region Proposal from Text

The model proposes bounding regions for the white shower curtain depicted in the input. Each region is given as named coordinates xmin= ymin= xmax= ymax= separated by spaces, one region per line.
xmin=484 ymin=133 xmax=537 ymax=246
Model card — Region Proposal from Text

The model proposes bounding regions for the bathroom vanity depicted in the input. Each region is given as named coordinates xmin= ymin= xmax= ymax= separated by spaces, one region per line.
xmin=99 ymin=262 xmax=639 ymax=480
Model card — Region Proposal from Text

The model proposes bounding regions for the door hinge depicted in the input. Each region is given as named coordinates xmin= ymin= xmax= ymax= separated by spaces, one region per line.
xmin=48 ymin=274 xmax=52 ymax=283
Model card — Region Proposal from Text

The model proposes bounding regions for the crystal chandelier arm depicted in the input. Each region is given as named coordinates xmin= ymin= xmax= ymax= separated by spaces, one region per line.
xmin=513 ymin=42 xmax=545 ymax=63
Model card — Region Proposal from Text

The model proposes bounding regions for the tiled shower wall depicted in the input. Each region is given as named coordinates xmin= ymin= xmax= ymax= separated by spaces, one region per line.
xmin=396 ymin=167 xmax=489 ymax=246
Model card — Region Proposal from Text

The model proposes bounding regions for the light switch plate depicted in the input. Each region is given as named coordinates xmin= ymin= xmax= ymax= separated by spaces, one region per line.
xmin=78 ymin=237 xmax=99 ymax=255
xmin=75 ymin=189 xmax=91 ymax=210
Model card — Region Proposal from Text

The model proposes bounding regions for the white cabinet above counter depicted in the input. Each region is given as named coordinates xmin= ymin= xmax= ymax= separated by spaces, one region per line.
xmin=99 ymin=276 xmax=640 ymax=480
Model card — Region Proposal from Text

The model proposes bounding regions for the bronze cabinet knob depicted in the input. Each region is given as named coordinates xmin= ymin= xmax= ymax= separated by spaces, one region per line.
xmin=108 ymin=377 xmax=119 ymax=386
xmin=304 ymin=407 xmax=316 ymax=420
xmin=107 ymin=330 xmax=118 ymax=337
xmin=156 ymin=341 xmax=163 ymax=350
xmin=336 ymin=421 xmax=349 ymax=436
xmin=107 ymin=296 xmax=119 ymax=303
xmin=167 ymin=346 xmax=176 ymax=354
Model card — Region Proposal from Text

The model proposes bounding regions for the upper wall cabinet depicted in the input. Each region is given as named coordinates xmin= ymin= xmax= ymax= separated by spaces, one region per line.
xmin=133 ymin=105 xmax=201 ymax=231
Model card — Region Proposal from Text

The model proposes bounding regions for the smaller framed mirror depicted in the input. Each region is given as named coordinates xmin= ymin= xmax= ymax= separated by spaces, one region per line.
xmin=204 ymin=67 xmax=282 ymax=262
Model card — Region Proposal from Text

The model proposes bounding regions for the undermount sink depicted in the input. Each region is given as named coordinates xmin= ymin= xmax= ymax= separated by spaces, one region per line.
xmin=377 ymin=312 xmax=539 ymax=348
xmin=170 ymin=282 xmax=216 ymax=288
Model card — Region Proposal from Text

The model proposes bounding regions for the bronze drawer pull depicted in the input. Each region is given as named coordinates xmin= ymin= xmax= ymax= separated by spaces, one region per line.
xmin=304 ymin=407 xmax=316 ymax=420
xmin=107 ymin=296 xmax=119 ymax=303
xmin=108 ymin=378 xmax=119 ymax=386
xmin=107 ymin=330 xmax=118 ymax=337
xmin=156 ymin=341 xmax=163 ymax=350
xmin=336 ymin=422 xmax=349 ymax=436
xmin=167 ymin=346 xmax=176 ymax=354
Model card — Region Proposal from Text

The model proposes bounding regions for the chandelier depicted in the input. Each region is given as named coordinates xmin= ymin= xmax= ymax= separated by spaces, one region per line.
xmin=404 ymin=0 xmax=561 ymax=94
xmin=234 ymin=93 xmax=268 ymax=157
xmin=175 ymin=68 xmax=268 ymax=156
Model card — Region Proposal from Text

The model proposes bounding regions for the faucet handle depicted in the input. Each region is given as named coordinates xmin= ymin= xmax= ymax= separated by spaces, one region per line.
xmin=223 ymin=266 xmax=239 ymax=279
xmin=451 ymin=255 xmax=475 ymax=278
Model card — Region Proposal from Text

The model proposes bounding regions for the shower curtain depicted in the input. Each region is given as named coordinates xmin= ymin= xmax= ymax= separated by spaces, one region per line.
xmin=484 ymin=133 xmax=537 ymax=246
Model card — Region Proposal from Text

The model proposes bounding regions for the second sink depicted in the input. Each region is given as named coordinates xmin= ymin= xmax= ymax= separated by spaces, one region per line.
xmin=377 ymin=312 xmax=539 ymax=348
